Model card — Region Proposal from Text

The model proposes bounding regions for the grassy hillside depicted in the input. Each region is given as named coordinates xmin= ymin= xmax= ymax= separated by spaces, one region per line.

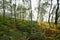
xmin=0 ymin=15 xmax=60 ymax=40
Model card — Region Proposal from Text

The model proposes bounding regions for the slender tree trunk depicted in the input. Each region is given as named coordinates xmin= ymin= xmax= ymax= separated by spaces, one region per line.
xmin=22 ymin=13 xmax=25 ymax=20
xmin=40 ymin=13 xmax=43 ymax=22
xmin=51 ymin=8 xmax=54 ymax=22
xmin=37 ymin=0 xmax=41 ymax=22
xmin=3 ymin=0 xmax=5 ymax=24
xmin=10 ymin=0 xmax=12 ymax=20
xmin=20 ymin=11 xmax=21 ymax=20
xmin=51 ymin=5 xmax=56 ymax=22
xmin=22 ymin=0 xmax=25 ymax=20
xmin=14 ymin=0 xmax=16 ymax=24
xmin=48 ymin=0 xmax=52 ymax=23
xmin=55 ymin=0 xmax=59 ymax=25
xmin=30 ymin=0 xmax=32 ymax=22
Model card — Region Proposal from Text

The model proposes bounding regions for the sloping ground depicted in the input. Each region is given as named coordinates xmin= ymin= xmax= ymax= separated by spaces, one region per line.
xmin=0 ymin=15 xmax=60 ymax=40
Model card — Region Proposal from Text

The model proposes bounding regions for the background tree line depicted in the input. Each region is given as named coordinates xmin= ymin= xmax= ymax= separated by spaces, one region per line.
xmin=0 ymin=0 xmax=60 ymax=25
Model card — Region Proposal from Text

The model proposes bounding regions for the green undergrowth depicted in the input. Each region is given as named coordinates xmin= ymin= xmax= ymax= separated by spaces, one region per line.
xmin=0 ymin=15 xmax=60 ymax=40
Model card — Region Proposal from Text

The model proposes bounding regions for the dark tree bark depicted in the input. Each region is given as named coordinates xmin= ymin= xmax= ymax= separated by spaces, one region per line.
xmin=55 ymin=0 xmax=59 ymax=25
xmin=51 ymin=5 xmax=56 ymax=22
xmin=3 ymin=0 xmax=5 ymax=24
xmin=48 ymin=0 xmax=52 ymax=23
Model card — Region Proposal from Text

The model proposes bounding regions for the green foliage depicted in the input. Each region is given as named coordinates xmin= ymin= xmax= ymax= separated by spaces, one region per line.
xmin=0 ymin=15 xmax=60 ymax=40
